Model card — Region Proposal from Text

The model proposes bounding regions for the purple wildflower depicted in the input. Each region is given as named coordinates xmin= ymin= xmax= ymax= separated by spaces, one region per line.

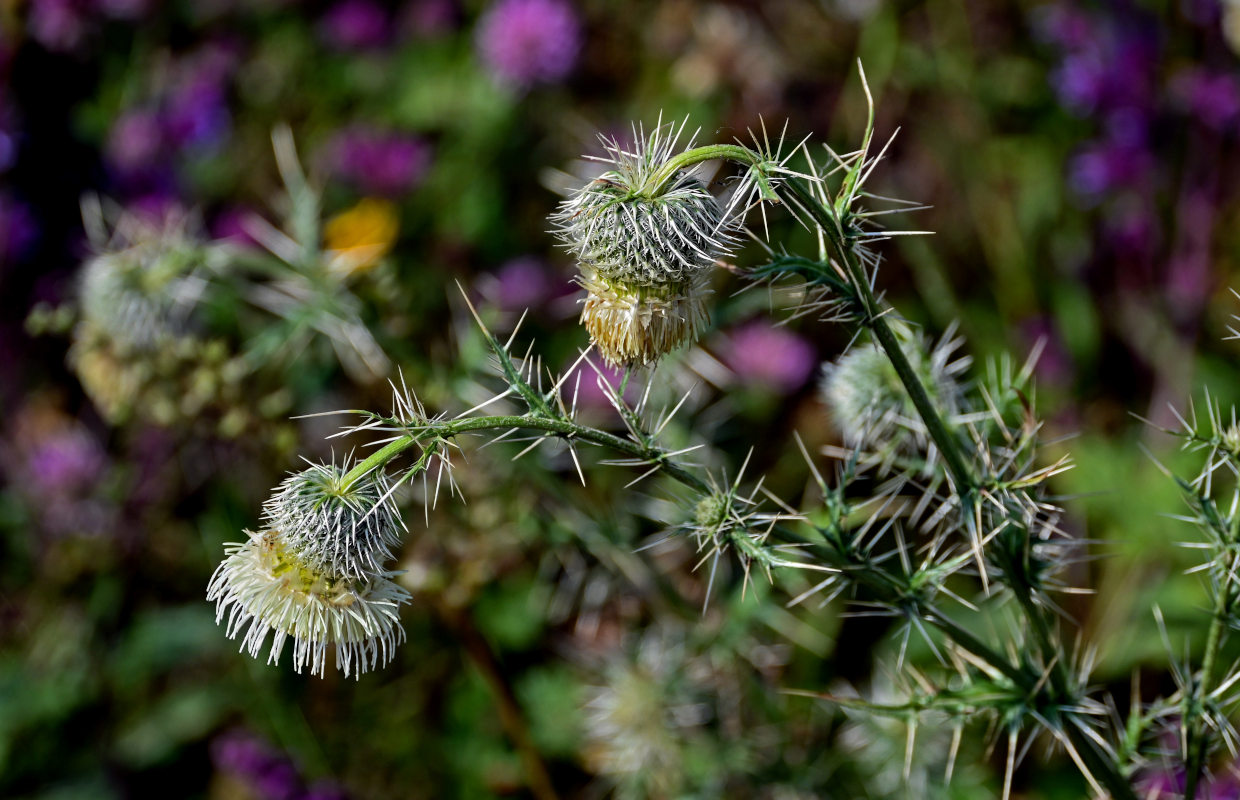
xmin=475 ymin=0 xmax=581 ymax=88
xmin=211 ymin=731 xmax=351 ymax=800
xmin=327 ymin=127 xmax=431 ymax=196
xmin=25 ymin=427 xmax=105 ymax=495
xmin=1171 ymin=68 xmax=1240 ymax=130
xmin=28 ymin=0 xmax=92 ymax=53
xmin=106 ymin=109 xmax=165 ymax=173
xmin=212 ymin=206 xmax=263 ymax=249
xmin=482 ymin=257 xmax=559 ymax=311
xmin=320 ymin=0 xmax=390 ymax=50
xmin=401 ymin=0 xmax=458 ymax=37
xmin=0 ymin=194 xmax=36 ymax=265
xmin=1067 ymin=136 xmax=1152 ymax=200
xmin=1032 ymin=4 xmax=1094 ymax=51
xmin=721 ymin=321 xmax=816 ymax=394
xmin=97 ymin=0 xmax=154 ymax=19
xmin=163 ymin=79 xmax=230 ymax=150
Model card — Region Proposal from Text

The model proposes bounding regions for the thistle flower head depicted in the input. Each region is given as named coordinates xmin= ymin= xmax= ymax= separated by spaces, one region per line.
xmin=261 ymin=460 xmax=404 ymax=581
xmin=578 ymin=266 xmax=710 ymax=366
xmin=551 ymin=123 xmax=736 ymax=288
xmin=821 ymin=327 xmax=967 ymax=453
xmin=78 ymin=206 xmax=210 ymax=352
xmin=207 ymin=529 xmax=410 ymax=678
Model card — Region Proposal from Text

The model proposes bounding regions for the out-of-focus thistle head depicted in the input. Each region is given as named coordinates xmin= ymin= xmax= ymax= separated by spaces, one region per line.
xmin=207 ymin=529 xmax=410 ymax=678
xmin=583 ymin=629 xmax=708 ymax=798
xmin=821 ymin=325 xmax=967 ymax=454
xmin=77 ymin=203 xmax=213 ymax=352
xmin=552 ymin=120 xmax=739 ymax=366
xmin=577 ymin=266 xmax=710 ymax=366
xmin=261 ymin=460 xmax=404 ymax=581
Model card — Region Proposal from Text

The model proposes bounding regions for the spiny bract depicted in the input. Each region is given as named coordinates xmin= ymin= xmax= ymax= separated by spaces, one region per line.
xmin=261 ymin=460 xmax=405 ymax=581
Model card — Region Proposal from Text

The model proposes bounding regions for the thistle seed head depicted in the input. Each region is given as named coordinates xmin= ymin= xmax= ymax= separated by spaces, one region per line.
xmin=262 ymin=461 xmax=404 ymax=581
xmin=207 ymin=529 xmax=410 ymax=678
xmin=578 ymin=267 xmax=710 ymax=367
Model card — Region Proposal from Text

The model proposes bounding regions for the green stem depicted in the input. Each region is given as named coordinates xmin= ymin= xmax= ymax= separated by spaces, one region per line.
xmin=779 ymin=179 xmax=977 ymax=492
xmin=641 ymin=144 xmax=778 ymax=200
xmin=338 ymin=413 xmax=711 ymax=496
xmin=1184 ymin=550 xmax=1238 ymax=799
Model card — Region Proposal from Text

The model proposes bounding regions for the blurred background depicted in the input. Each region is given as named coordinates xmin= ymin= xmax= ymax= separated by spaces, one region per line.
xmin=3 ymin=0 xmax=1240 ymax=797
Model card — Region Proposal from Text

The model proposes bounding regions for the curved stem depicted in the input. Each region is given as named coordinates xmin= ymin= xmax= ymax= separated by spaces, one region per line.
xmin=339 ymin=413 xmax=711 ymax=496
xmin=778 ymin=179 xmax=977 ymax=492
xmin=641 ymin=144 xmax=778 ymax=200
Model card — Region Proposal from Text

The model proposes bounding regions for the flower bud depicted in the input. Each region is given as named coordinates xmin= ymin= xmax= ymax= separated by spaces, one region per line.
xmin=262 ymin=461 xmax=404 ymax=581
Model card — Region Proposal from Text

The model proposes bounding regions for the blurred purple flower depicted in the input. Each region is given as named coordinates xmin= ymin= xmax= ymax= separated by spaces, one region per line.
xmin=97 ymin=0 xmax=154 ymax=18
xmin=164 ymin=79 xmax=230 ymax=150
xmin=1068 ymin=137 xmax=1152 ymax=200
xmin=1040 ymin=6 xmax=1158 ymax=116
xmin=722 ymin=321 xmax=815 ymax=394
xmin=0 ymin=193 xmax=35 ymax=252
xmin=561 ymin=358 xmax=633 ymax=411
xmin=26 ymin=428 xmax=105 ymax=494
xmin=211 ymin=730 xmax=350 ymax=800
xmin=475 ymin=0 xmax=581 ymax=88
xmin=1032 ymin=4 xmax=1094 ymax=50
xmin=401 ymin=0 xmax=458 ymax=37
xmin=1171 ymin=68 xmax=1240 ymax=130
xmin=1018 ymin=317 xmax=1073 ymax=387
xmin=302 ymin=783 xmax=351 ymax=800
xmin=327 ymin=127 xmax=431 ymax=196
xmin=0 ymin=104 xmax=18 ymax=173
xmin=320 ymin=0 xmax=390 ymax=50
xmin=212 ymin=206 xmax=263 ymax=249
xmin=1103 ymin=202 xmax=1158 ymax=256
xmin=106 ymin=109 xmax=164 ymax=173
xmin=0 ymin=194 xmax=37 ymax=265
xmin=28 ymin=0 xmax=92 ymax=53
xmin=482 ymin=257 xmax=559 ymax=311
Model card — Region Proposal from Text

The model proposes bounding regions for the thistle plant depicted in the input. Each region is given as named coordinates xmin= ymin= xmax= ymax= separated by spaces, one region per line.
xmin=43 ymin=127 xmax=392 ymax=437
xmin=205 ymin=65 xmax=1240 ymax=798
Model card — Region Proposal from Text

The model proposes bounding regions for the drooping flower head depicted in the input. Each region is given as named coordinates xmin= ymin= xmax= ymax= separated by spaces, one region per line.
xmin=208 ymin=529 xmax=410 ymax=678
xmin=552 ymin=122 xmax=736 ymax=366
xmin=261 ymin=460 xmax=405 ymax=581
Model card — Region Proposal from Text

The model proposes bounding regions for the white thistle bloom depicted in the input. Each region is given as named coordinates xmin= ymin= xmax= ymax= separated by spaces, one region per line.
xmin=207 ymin=529 xmax=410 ymax=678
xmin=261 ymin=461 xmax=405 ymax=581
xmin=822 ymin=327 xmax=967 ymax=452
xmin=578 ymin=266 xmax=711 ymax=367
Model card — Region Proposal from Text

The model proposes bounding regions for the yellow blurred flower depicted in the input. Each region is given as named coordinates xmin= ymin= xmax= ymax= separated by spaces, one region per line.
xmin=324 ymin=198 xmax=399 ymax=276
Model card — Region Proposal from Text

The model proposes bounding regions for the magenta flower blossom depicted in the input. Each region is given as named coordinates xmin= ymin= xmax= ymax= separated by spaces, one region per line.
xmin=320 ymin=0 xmax=390 ymax=50
xmin=0 ymin=194 xmax=37 ymax=265
xmin=482 ymin=257 xmax=559 ymax=311
xmin=106 ymin=109 xmax=164 ymax=173
xmin=1171 ymin=68 xmax=1240 ymax=130
xmin=722 ymin=321 xmax=816 ymax=394
xmin=327 ymin=127 xmax=431 ymax=196
xmin=475 ymin=0 xmax=581 ymax=88
xmin=401 ymin=0 xmax=458 ymax=37
xmin=212 ymin=731 xmax=352 ymax=800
